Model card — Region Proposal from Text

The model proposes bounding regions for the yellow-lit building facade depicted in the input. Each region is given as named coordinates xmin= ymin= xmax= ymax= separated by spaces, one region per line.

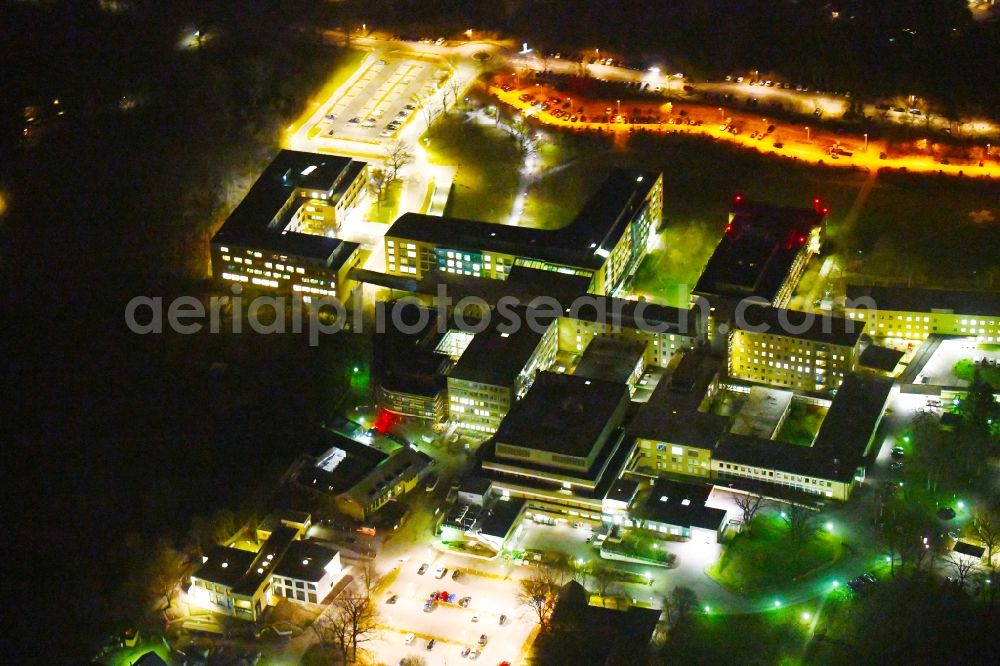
xmin=383 ymin=170 xmax=663 ymax=297
xmin=844 ymin=286 xmax=1000 ymax=343
xmin=210 ymin=150 xmax=368 ymax=303
xmin=633 ymin=440 xmax=713 ymax=478
xmin=727 ymin=309 xmax=863 ymax=392
xmin=447 ymin=318 xmax=559 ymax=434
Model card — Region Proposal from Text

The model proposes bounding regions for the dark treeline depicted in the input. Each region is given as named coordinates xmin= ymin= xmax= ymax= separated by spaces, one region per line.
xmin=3 ymin=1 xmax=350 ymax=661
xmin=339 ymin=0 xmax=1000 ymax=115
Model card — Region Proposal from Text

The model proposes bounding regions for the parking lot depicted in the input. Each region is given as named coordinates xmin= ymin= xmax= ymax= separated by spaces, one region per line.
xmin=306 ymin=53 xmax=448 ymax=150
xmin=369 ymin=557 xmax=533 ymax=665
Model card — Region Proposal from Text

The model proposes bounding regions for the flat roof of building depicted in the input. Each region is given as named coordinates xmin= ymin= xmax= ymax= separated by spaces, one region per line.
xmin=478 ymin=497 xmax=526 ymax=539
xmin=386 ymin=168 xmax=658 ymax=270
xmin=449 ymin=306 xmax=555 ymax=386
xmin=846 ymin=285 xmax=1000 ymax=317
xmin=605 ymin=478 xmax=641 ymax=504
xmin=274 ymin=541 xmax=339 ymax=582
xmin=212 ymin=149 xmax=362 ymax=266
xmin=953 ymin=541 xmax=986 ymax=558
xmin=551 ymin=581 xmax=661 ymax=666
xmin=574 ymin=336 xmax=647 ymax=385
xmin=373 ymin=301 xmax=448 ymax=396
xmin=299 ymin=429 xmax=389 ymax=494
xmin=694 ymin=200 xmax=824 ymax=303
xmin=495 ymin=372 xmax=629 ymax=458
xmin=730 ymin=386 xmax=794 ymax=439
xmin=859 ymin=344 xmax=905 ymax=372
xmin=715 ymin=373 xmax=892 ymax=481
xmin=192 ymin=526 xmax=300 ymax=597
xmin=479 ymin=429 xmax=634 ymax=499
xmin=458 ymin=476 xmax=493 ymax=497
xmin=193 ymin=546 xmax=258 ymax=589
xmin=734 ymin=305 xmax=864 ymax=347
xmin=628 ymin=352 xmax=728 ymax=449
xmin=344 ymin=446 xmax=432 ymax=504
xmin=635 ymin=479 xmax=727 ymax=531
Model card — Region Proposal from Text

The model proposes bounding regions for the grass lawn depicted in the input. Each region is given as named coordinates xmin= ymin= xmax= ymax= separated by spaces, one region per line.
xmin=630 ymin=220 xmax=720 ymax=307
xmin=368 ymin=179 xmax=403 ymax=224
xmin=710 ymin=514 xmax=842 ymax=591
xmin=847 ymin=171 xmax=1000 ymax=286
xmin=776 ymin=400 xmax=828 ymax=446
xmin=515 ymin=125 xmax=1000 ymax=286
xmin=953 ymin=359 xmax=1000 ymax=390
xmin=423 ymin=113 xmax=521 ymax=223
xmin=666 ymin=606 xmax=812 ymax=665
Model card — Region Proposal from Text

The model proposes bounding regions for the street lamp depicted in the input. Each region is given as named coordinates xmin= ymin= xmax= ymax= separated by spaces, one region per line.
xmin=616 ymin=99 xmax=621 ymax=116
xmin=805 ymin=126 xmax=811 ymax=141
xmin=718 ymin=107 xmax=724 ymax=121
xmin=863 ymin=132 xmax=868 ymax=152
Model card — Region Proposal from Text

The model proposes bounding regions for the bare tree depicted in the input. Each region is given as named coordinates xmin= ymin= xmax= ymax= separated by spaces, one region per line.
xmin=358 ymin=561 xmax=381 ymax=599
xmin=446 ymin=75 xmax=464 ymax=109
xmin=311 ymin=608 xmax=349 ymax=663
xmin=413 ymin=93 xmax=434 ymax=128
xmin=367 ymin=167 xmax=390 ymax=212
xmin=399 ymin=658 xmax=427 ymax=666
xmin=592 ymin=566 xmax=616 ymax=607
xmin=733 ymin=492 xmax=768 ymax=534
xmin=970 ymin=508 xmax=1000 ymax=566
xmin=517 ymin=566 xmax=561 ymax=628
xmin=384 ymin=140 xmax=413 ymax=183
xmin=335 ymin=593 xmax=380 ymax=662
xmin=663 ymin=586 xmax=698 ymax=630
xmin=947 ymin=555 xmax=981 ymax=590
xmin=145 ymin=540 xmax=187 ymax=611
xmin=782 ymin=504 xmax=819 ymax=547
xmin=510 ymin=115 xmax=536 ymax=157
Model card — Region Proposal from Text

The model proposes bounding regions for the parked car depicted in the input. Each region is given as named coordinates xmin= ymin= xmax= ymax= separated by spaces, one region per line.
xmin=418 ymin=563 xmax=429 ymax=575
xmin=404 ymin=633 xmax=415 ymax=644
xmin=459 ymin=596 xmax=472 ymax=607
xmin=435 ymin=565 xmax=448 ymax=579
xmin=478 ymin=634 xmax=488 ymax=646
xmin=426 ymin=638 xmax=436 ymax=651
xmin=386 ymin=594 xmax=398 ymax=604
xmin=452 ymin=569 xmax=463 ymax=581
xmin=891 ymin=446 xmax=906 ymax=458
xmin=499 ymin=614 xmax=508 ymax=625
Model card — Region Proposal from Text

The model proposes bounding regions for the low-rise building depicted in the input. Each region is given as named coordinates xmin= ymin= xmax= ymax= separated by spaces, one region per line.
xmin=628 ymin=479 xmax=728 ymax=543
xmin=447 ymin=306 xmax=558 ymax=434
xmin=693 ymin=199 xmax=825 ymax=350
xmin=844 ymin=286 xmax=1000 ymax=343
xmin=573 ymin=336 xmax=647 ymax=392
xmin=712 ymin=373 xmax=893 ymax=500
xmin=727 ymin=306 xmax=864 ymax=391
xmin=210 ymin=150 xmax=367 ymax=302
xmin=298 ymin=429 xmax=432 ymax=521
xmin=628 ymin=351 xmax=726 ymax=479
xmin=479 ymin=372 xmax=633 ymax=517
xmin=335 ymin=446 xmax=433 ymax=521
xmin=189 ymin=516 xmax=343 ymax=621
xmin=271 ymin=541 xmax=344 ymax=605
xmin=384 ymin=169 xmax=662 ymax=296
xmin=373 ymin=302 xmax=451 ymax=422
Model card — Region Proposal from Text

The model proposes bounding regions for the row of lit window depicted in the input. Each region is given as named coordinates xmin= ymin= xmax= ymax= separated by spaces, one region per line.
xmin=292 ymin=284 xmax=335 ymax=296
